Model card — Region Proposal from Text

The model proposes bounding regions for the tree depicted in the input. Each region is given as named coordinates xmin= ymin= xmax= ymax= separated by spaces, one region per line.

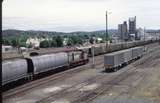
xmin=11 ymin=38 xmax=18 ymax=47
xmin=84 ymin=34 xmax=89 ymax=39
xmin=76 ymin=36 xmax=83 ymax=45
xmin=89 ymin=37 xmax=94 ymax=44
xmin=67 ymin=37 xmax=73 ymax=46
xmin=67 ymin=35 xmax=83 ymax=46
xmin=19 ymin=35 xmax=28 ymax=43
xmin=2 ymin=38 xmax=11 ymax=45
xmin=19 ymin=42 xmax=27 ymax=47
xmin=40 ymin=40 xmax=50 ymax=48
xmin=56 ymin=36 xmax=63 ymax=47
xmin=50 ymin=38 xmax=57 ymax=47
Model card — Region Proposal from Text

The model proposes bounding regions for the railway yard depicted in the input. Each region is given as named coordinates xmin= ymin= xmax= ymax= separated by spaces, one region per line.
xmin=3 ymin=43 xmax=160 ymax=103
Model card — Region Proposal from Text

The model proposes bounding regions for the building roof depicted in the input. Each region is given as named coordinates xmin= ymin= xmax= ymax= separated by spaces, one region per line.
xmin=129 ymin=17 xmax=136 ymax=22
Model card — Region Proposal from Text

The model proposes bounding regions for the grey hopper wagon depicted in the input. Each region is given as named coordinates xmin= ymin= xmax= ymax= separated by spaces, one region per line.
xmin=2 ymin=59 xmax=28 ymax=85
xmin=109 ymin=43 xmax=122 ymax=52
xmin=31 ymin=52 xmax=68 ymax=74
xmin=93 ymin=45 xmax=103 ymax=55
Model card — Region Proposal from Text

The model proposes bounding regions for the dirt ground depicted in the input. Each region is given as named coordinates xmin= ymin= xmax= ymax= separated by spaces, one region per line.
xmin=3 ymin=43 xmax=160 ymax=103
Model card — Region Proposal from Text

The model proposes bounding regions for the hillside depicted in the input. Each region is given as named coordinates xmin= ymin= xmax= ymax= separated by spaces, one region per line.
xmin=2 ymin=29 xmax=118 ymax=37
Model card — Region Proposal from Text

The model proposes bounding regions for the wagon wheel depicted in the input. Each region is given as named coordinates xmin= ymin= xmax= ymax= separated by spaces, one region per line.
xmin=113 ymin=67 xmax=118 ymax=72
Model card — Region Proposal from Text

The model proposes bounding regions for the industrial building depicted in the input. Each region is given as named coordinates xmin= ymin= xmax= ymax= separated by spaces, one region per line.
xmin=129 ymin=16 xmax=137 ymax=40
xmin=118 ymin=21 xmax=129 ymax=41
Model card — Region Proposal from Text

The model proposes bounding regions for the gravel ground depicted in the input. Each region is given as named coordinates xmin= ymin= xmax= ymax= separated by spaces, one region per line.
xmin=3 ymin=43 xmax=160 ymax=103
xmin=91 ymin=44 xmax=160 ymax=103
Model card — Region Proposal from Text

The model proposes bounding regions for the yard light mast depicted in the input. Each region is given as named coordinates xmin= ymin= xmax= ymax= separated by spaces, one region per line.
xmin=106 ymin=11 xmax=108 ymax=49
xmin=105 ymin=11 xmax=111 ymax=50
xmin=144 ymin=27 xmax=146 ymax=52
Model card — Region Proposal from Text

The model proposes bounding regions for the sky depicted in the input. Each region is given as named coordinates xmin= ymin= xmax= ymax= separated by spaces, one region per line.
xmin=2 ymin=0 xmax=160 ymax=32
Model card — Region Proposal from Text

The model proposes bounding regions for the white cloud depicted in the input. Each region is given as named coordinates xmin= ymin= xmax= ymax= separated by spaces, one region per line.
xmin=2 ymin=0 xmax=160 ymax=32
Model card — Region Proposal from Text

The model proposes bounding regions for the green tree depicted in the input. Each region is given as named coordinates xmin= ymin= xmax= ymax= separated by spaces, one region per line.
xmin=11 ymin=38 xmax=18 ymax=47
xmin=76 ymin=36 xmax=83 ymax=45
xmin=2 ymin=38 xmax=11 ymax=45
xmin=84 ymin=34 xmax=89 ymax=39
xmin=19 ymin=35 xmax=28 ymax=43
xmin=51 ymin=38 xmax=57 ymax=47
xmin=67 ymin=36 xmax=83 ymax=46
xmin=89 ymin=37 xmax=94 ymax=44
xmin=56 ymin=36 xmax=63 ymax=47
xmin=40 ymin=40 xmax=50 ymax=48
xmin=67 ymin=37 xmax=73 ymax=46
xmin=19 ymin=42 xmax=27 ymax=47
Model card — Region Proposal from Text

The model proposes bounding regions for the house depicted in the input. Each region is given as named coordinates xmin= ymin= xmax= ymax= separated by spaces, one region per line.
xmin=2 ymin=45 xmax=14 ymax=53
xmin=26 ymin=37 xmax=44 ymax=48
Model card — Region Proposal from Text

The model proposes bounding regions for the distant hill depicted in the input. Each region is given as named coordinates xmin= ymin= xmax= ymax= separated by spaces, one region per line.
xmin=2 ymin=29 xmax=118 ymax=37
xmin=2 ymin=29 xmax=65 ymax=37
xmin=146 ymin=29 xmax=160 ymax=33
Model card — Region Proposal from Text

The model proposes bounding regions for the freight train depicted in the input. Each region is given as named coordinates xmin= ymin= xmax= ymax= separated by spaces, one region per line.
xmin=77 ymin=40 xmax=156 ymax=56
xmin=2 ymin=40 xmax=157 ymax=90
xmin=104 ymin=46 xmax=143 ymax=71
xmin=2 ymin=50 xmax=89 ymax=90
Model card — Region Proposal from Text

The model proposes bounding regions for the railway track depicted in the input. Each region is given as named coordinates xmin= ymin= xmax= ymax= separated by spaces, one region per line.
xmin=34 ymin=44 xmax=160 ymax=103
xmin=32 ymin=46 xmax=160 ymax=103
xmin=35 ymin=62 xmax=139 ymax=103
xmin=37 ymin=68 xmax=137 ymax=103
xmin=75 ymin=46 xmax=160 ymax=103
xmin=3 ymin=43 xmax=160 ymax=103
xmin=3 ymin=54 xmax=104 ymax=98
xmin=94 ymin=49 xmax=160 ymax=103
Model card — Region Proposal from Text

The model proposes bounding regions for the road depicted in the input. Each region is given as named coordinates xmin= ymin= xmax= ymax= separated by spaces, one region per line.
xmin=3 ymin=43 xmax=160 ymax=103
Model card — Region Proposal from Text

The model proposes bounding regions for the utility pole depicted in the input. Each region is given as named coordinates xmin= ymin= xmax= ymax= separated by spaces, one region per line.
xmin=106 ymin=11 xmax=108 ymax=50
xmin=106 ymin=11 xmax=108 ymax=41
xmin=159 ymin=35 xmax=160 ymax=45
xmin=144 ymin=27 xmax=146 ymax=52
xmin=144 ymin=27 xmax=146 ymax=41
xmin=92 ymin=46 xmax=95 ymax=68
xmin=159 ymin=30 xmax=160 ymax=45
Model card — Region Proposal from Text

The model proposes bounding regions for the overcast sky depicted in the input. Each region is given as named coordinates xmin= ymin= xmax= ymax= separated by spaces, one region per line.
xmin=2 ymin=0 xmax=160 ymax=32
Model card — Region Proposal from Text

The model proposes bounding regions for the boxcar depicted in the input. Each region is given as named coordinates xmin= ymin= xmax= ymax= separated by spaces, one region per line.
xmin=132 ymin=47 xmax=143 ymax=59
xmin=123 ymin=49 xmax=132 ymax=63
xmin=104 ymin=50 xmax=125 ymax=71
